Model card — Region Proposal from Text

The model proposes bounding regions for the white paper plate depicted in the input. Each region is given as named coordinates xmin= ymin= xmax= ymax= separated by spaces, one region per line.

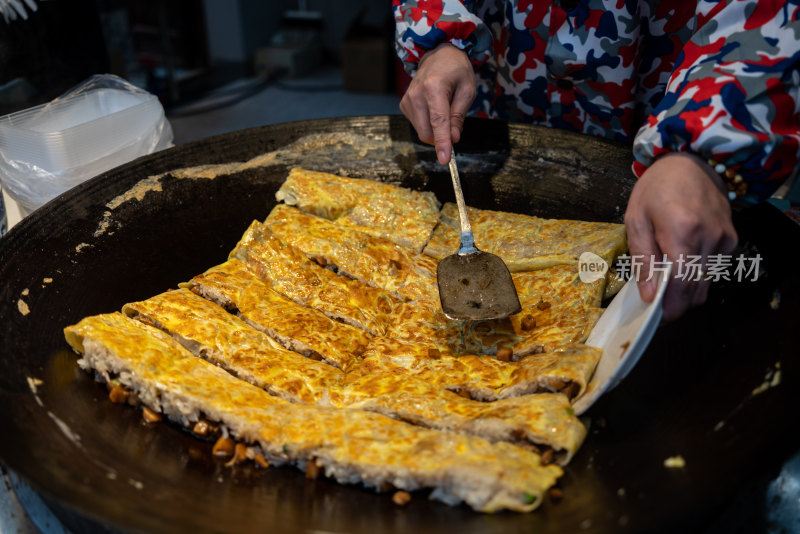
xmin=573 ymin=263 xmax=672 ymax=415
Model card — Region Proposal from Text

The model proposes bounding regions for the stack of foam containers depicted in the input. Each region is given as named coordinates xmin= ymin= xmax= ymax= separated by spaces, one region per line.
xmin=0 ymin=78 xmax=172 ymax=218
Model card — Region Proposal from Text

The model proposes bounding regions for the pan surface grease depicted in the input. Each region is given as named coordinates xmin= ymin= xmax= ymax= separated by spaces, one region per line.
xmin=0 ymin=117 xmax=798 ymax=533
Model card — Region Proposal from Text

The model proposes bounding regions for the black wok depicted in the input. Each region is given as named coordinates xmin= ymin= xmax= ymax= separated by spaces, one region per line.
xmin=0 ymin=116 xmax=798 ymax=533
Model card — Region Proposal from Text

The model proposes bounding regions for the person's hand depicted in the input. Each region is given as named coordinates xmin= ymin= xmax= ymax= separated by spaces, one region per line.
xmin=399 ymin=43 xmax=477 ymax=164
xmin=624 ymin=152 xmax=738 ymax=322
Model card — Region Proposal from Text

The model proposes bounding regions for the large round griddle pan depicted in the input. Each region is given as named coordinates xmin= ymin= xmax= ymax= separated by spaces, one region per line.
xmin=0 ymin=116 xmax=798 ymax=534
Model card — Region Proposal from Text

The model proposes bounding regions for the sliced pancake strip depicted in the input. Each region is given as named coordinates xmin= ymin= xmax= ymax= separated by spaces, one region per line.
xmin=265 ymin=204 xmax=439 ymax=304
xmin=333 ymin=373 xmax=586 ymax=465
xmin=123 ymin=289 xmax=340 ymax=405
xmin=501 ymin=267 xmax=603 ymax=357
xmin=360 ymin=338 xmax=601 ymax=403
xmin=230 ymin=221 xmax=400 ymax=336
xmin=121 ymin=289 xmax=587 ymax=464
xmin=64 ymin=312 xmax=562 ymax=513
xmin=181 ymin=258 xmax=372 ymax=372
xmin=470 ymin=266 xmax=603 ymax=357
xmin=275 ymin=167 xmax=441 ymax=252
xmin=423 ymin=203 xmax=543 ymax=265
xmin=390 ymin=266 xmax=604 ymax=357
xmin=424 ymin=203 xmax=627 ymax=272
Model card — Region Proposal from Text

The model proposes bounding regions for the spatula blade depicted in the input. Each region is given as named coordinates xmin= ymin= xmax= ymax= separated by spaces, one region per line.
xmin=437 ymin=251 xmax=522 ymax=321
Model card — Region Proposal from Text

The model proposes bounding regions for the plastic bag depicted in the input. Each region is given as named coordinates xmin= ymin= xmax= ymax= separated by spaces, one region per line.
xmin=0 ymin=189 xmax=6 ymax=237
xmin=0 ymin=74 xmax=173 ymax=216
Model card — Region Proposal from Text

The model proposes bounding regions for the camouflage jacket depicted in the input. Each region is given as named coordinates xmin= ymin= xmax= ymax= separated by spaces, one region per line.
xmin=394 ymin=0 xmax=800 ymax=200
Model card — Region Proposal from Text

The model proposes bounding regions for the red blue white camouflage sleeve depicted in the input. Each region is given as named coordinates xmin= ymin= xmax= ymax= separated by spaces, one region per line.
xmin=632 ymin=1 xmax=800 ymax=201
xmin=393 ymin=0 xmax=493 ymax=73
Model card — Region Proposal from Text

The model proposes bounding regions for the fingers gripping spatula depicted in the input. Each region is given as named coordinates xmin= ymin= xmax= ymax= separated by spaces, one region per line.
xmin=437 ymin=152 xmax=522 ymax=320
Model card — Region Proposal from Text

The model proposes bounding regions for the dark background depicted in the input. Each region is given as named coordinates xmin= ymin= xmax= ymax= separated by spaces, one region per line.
xmin=0 ymin=0 xmax=400 ymax=115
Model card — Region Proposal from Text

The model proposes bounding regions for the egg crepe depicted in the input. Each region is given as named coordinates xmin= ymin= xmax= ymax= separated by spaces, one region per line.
xmin=275 ymin=168 xmax=441 ymax=252
xmin=423 ymin=203 xmax=627 ymax=272
xmin=265 ymin=204 xmax=439 ymax=304
xmin=64 ymin=312 xmax=562 ymax=513
xmin=182 ymin=258 xmax=372 ymax=372
xmin=184 ymin=254 xmax=601 ymax=395
xmin=61 ymin=165 xmax=630 ymax=514
xmin=230 ymin=220 xmax=401 ymax=336
xmin=390 ymin=265 xmax=605 ymax=357
xmin=121 ymin=289 xmax=587 ymax=464
xmin=261 ymin=206 xmax=605 ymax=356
xmin=360 ymin=338 xmax=600 ymax=402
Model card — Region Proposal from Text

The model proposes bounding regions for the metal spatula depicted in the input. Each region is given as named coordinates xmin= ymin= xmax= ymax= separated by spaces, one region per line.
xmin=436 ymin=152 xmax=522 ymax=320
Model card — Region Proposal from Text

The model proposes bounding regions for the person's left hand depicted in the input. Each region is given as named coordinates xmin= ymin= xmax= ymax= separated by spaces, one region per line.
xmin=624 ymin=152 xmax=738 ymax=322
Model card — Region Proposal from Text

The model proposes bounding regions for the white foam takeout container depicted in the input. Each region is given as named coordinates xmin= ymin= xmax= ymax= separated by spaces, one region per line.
xmin=0 ymin=77 xmax=171 ymax=217
xmin=0 ymin=88 xmax=162 ymax=171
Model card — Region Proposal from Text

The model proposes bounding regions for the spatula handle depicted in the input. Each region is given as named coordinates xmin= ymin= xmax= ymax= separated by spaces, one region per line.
xmin=448 ymin=151 xmax=478 ymax=254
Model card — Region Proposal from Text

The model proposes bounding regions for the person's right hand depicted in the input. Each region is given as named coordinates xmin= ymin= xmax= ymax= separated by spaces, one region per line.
xmin=399 ymin=43 xmax=477 ymax=165
xmin=624 ymin=152 xmax=738 ymax=322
